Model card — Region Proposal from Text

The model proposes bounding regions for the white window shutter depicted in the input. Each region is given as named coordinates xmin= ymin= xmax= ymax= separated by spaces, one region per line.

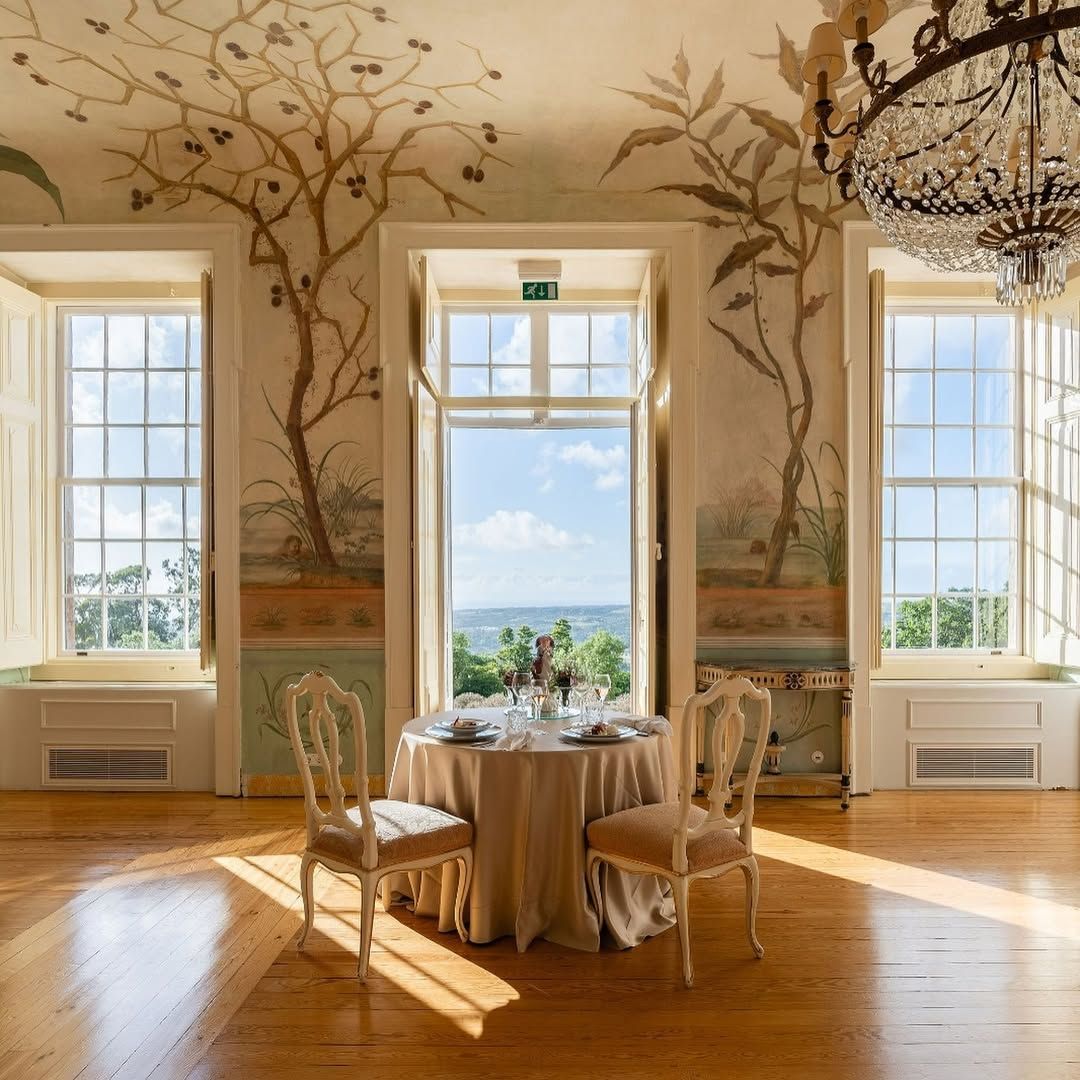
xmin=0 ymin=277 xmax=45 ymax=669
xmin=1031 ymin=278 xmax=1080 ymax=666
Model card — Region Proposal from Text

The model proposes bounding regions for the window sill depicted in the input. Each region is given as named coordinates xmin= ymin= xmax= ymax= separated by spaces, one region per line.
xmin=29 ymin=658 xmax=214 ymax=684
xmin=873 ymin=656 xmax=1055 ymax=681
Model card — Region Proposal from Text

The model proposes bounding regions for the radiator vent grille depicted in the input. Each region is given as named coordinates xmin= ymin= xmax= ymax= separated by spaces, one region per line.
xmin=45 ymin=746 xmax=171 ymax=787
xmin=911 ymin=744 xmax=1039 ymax=787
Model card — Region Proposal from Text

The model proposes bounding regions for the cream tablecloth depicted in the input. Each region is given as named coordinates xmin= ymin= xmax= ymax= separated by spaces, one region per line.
xmin=386 ymin=709 xmax=676 ymax=952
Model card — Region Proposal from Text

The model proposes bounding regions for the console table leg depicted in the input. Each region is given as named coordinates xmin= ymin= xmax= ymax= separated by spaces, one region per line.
xmin=840 ymin=688 xmax=853 ymax=811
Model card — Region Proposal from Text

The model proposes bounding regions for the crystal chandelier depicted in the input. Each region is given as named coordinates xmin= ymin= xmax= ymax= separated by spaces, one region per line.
xmin=802 ymin=0 xmax=1080 ymax=304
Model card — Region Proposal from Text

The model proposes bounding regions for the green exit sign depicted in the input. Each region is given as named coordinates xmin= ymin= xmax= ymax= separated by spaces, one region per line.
xmin=522 ymin=281 xmax=558 ymax=301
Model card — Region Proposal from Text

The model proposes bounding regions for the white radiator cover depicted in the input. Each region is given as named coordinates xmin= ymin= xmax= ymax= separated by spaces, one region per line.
xmin=43 ymin=745 xmax=173 ymax=789
xmin=909 ymin=743 xmax=1040 ymax=787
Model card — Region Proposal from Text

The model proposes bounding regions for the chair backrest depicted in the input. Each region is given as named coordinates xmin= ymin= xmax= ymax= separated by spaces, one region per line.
xmin=674 ymin=676 xmax=772 ymax=874
xmin=285 ymin=671 xmax=377 ymax=870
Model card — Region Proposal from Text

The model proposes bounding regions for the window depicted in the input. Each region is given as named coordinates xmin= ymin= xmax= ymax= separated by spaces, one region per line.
xmin=59 ymin=306 xmax=202 ymax=653
xmin=880 ymin=307 xmax=1020 ymax=654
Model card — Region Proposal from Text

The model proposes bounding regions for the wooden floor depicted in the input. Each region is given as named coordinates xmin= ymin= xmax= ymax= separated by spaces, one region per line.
xmin=0 ymin=792 xmax=1078 ymax=1080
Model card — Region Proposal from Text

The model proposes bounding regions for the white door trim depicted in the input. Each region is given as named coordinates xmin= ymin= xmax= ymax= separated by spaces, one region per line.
xmin=378 ymin=221 xmax=701 ymax=778
xmin=0 ymin=223 xmax=244 ymax=795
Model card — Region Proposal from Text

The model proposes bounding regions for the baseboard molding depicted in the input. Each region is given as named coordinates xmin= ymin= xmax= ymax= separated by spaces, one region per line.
xmin=242 ymin=772 xmax=386 ymax=797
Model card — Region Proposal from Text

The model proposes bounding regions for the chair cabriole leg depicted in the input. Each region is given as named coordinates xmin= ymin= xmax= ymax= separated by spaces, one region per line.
xmin=453 ymin=850 xmax=473 ymax=943
xmin=742 ymin=857 xmax=764 ymax=958
xmin=298 ymin=853 xmax=316 ymax=949
xmin=357 ymin=872 xmax=378 ymax=980
xmin=671 ymin=875 xmax=693 ymax=988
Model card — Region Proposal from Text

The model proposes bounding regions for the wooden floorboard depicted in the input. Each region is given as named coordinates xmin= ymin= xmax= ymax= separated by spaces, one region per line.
xmin=0 ymin=790 xmax=1077 ymax=1079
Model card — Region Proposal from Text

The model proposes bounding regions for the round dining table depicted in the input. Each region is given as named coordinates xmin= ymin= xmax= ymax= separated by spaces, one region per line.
xmin=385 ymin=708 xmax=676 ymax=952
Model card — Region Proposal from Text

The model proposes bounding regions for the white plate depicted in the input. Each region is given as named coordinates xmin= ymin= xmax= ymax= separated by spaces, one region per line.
xmin=425 ymin=723 xmax=501 ymax=743
xmin=434 ymin=716 xmax=494 ymax=733
xmin=559 ymin=724 xmax=637 ymax=744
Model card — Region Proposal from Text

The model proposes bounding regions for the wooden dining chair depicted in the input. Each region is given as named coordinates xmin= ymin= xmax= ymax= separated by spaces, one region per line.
xmin=585 ymin=677 xmax=772 ymax=987
xmin=286 ymin=671 xmax=474 ymax=979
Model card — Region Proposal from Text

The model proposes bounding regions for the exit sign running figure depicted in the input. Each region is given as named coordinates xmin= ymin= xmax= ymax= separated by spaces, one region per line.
xmin=521 ymin=281 xmax=558 ymax=301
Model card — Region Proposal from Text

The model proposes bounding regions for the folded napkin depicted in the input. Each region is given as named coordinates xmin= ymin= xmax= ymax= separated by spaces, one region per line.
xmin=619 ymin=714 xmax=674 ymax=737
xmin=492 ymin=728 xmax=535 ymax=751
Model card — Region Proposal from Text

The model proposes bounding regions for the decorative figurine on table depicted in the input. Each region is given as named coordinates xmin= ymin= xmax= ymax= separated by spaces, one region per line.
xmin=763 ymin=730 xmax=787 ymax=775
xmin=531 ymin=634 xmax=560 ymax=715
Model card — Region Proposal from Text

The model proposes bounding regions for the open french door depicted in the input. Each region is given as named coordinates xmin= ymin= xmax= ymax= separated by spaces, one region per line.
xmin=1030 ymin=276 xmax=1080 ymax=666
xmin=631 ymin=261 xmax=658 ymax=715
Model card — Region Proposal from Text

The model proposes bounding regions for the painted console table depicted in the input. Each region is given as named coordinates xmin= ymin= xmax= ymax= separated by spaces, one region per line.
xmin=695 ymin=661 xmax=855 ymax=810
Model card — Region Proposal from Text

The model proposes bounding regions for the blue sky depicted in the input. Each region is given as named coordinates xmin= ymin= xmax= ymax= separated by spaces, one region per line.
xmin=449 ymin=425 xmax=630 ymax=608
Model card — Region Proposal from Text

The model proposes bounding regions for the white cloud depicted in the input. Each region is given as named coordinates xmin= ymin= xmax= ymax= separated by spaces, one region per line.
xmin=558 ymin=441 xmax=625 ymax=471
xmin=453 ymin=509 xmax=591 ymax=552
xmin=594 ymin=470 xmax=624 ymax=491
xmin=491 ymin=315 xmax=530 ymax=366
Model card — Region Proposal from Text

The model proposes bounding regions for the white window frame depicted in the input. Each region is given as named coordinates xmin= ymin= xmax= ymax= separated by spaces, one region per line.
xmin=880 ymin=300 xmax=1025 ymax=659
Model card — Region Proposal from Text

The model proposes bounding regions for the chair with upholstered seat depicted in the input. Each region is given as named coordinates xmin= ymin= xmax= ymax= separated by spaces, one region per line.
xmin=286 ymin=671 xmax=474 ymax=979
xmin=586 ymin=676 xmax=771 ymax=987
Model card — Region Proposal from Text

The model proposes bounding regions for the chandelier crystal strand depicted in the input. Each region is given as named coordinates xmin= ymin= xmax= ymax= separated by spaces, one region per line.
xmin=805 ymin=0 xmax=1080 ymax=305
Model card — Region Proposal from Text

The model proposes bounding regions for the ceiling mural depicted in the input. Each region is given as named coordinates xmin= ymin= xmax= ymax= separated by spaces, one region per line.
xmin=0 ymin=0 xmax=930 ymax=659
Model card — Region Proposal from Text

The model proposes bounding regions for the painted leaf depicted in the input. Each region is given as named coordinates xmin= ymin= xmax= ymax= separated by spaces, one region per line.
xmin=692 ymin=215 xmax=740 ymax=229
xmin=752 ymin=136 xmax=783 ymax=183
xmin=690 ymin=146 xmax=720 ymax=180
xmin=804 ymin=292 xmax=830 ymax=319
xmin=651 ymin=183 xmax=749 ymax=215
xmin=600 ymin=126 xmax=684 ymax=182
xmin=725 ymin=292 xmax=753 ymax=311
xmin=673 ymin=43 xmax=690 ymax=89
xmin=818 ymin=0 xmax=842 ymax=19
xmin=775 ymin=24 xmax=804 ymax=96
xmin=705 ymin=107 xmax=738 ymax=143
xmin=774 ymin=165 xmax=827 ymax=186
xmin=612 ymin=87 xmax=686 ymax=118
xmin=646 ymin=72 xmax=689 ymax=100
xmin=736 ymin=105 xmax=800 ymax=150
xmin=0 ymin=145 xmax=64 ymax=219
xmin=758 ymin=261 xmax=796 ymax=277
xmin=730 ymin=138 xmax=754 ymax=170
xmin=800 ymin=202 xmax=840 ymax=231
xmin=710 ymin=234 xmax=775 ymax=289
xmin=690 ymin=63 xmax=725 ymax=122
xmin=709 ymin=319 xmax=777 ymax=381
xmin=758 ymin=196 xmax=785 ymax=218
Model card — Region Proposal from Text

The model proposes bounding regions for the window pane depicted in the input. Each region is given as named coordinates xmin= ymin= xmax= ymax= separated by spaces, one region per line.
xmin=107 ymin=598 xmax=144 ymax=649
xmin=188 ymin=371 xmax=201 ymax=423
xmin=449 ymin=314 xmax=487 ymax=364
xmin=975 ymin=373 xmax=1011 ymax=425
xmin=895 ymin=597 xmax=932 ymax=648
xmin=976 ymin=316 xmax=1012 ymax=369
xmin=70 ymin=372 xmax=103 ymax=423
xmin=896 ymin=541 xmax=933 ymax=593
xmin=882 ymin=488 xmax=894 ymax=538
xmin=979 ymin=540 xmax=1013 ymax=592
xmin=148 ymin=427 xmax=186 ymax=477
xmin=491 ymin=315 xmax=529 ymax=364
xmin=893 ymin=315 xmax=932 ymax=368
xmin=148 ymin=315 xmax=187 ymax=368
xmin=147 ymin=597 xmax=184 ymax=649
xmin=894 ymin=373 xmax=931 ymax=424
xmin=591 ymin=366 xmax=631 ymax=395
xmin=107 ymin=372 xmax=145 ymax=423
xmin=551 ymin=368 xmax=588 ymax=395
xmin=449 ymin=367 xmax=489 ymax=395
xmin=935 ymin=315 xmax=973 ymax=368
xmin=937 ymin=486 xmax=975 ymax=537
xmin=937 ymin=595 xmax=974 ymax=648
xmin=148 ymin=372 xmax=186 ymax=422
xmin=591 ymin=314 xmax=630 ymax=365
xmin=975 ymin=428 xmax=1012 ymax=476
xmin=65 ymin=542 xmax=101 ymax=594
xmin=978 ymin=485 xmax=1014 ymax=537
xmin=937 ymin=540 xmax=975 ymax=592
xmin=935 ymin=372 xmax=972 ymax=424
xmin=147 ymin=487 xmax=184 ymax=538
xmin=146 ymin=541 xmax=183 ymax=594
xmin=107 ymin=315 xmax=145 ymax=367
xmin=65 ymin=485 xmax=101 ymax=538
xmin=978 ymin=595 xmax=1010 ymax=648
xmin=883 ymin=372 xmax=893 ymax=425
xmin=491 ymin=366 xmax=530 ymax=395
xmin=69 ymin=597 xmax=103 ymax=650
xmin=189 ymin=316 xmax=202 ymax=367
xmin=893 ymin=428 xmax=931 ymax=476
xmin=187 ymin=428 xmax=201 ymax=478
xmin=880 ymin=597 xmax=893 ymax=649
xmin=70 ymin=315 xmax=104 ymax=368
xmin=881 ymin=540 xmax=893 ymax=591
xmin=895 ymin=486 xmax=933 ymax=537
xmin=105 ymin=542 xmax=143 ymax=593
xmin=71 ymin=428 xmax=103 ymax=478
xmin=550 ymin=315 xmax=588 ymax=365
xmin=934 ymin=427 xmax=973 ymax=477
xmin=107 ymin=427 xmax=144 ymax=477
xmin=104 ymin=486 xmax=142 ymax=538
xmin=184 ymin=489 xmax=200 ymax=538
xmin=187 ymin=598 xmax=201 ymax=652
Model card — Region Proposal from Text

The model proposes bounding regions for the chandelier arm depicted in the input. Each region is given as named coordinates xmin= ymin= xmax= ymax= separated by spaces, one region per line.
xmin=858 ymin=6 xmax=1080 ymax=131
xmin=1051 ymin=60 xmax=1080 ymax=107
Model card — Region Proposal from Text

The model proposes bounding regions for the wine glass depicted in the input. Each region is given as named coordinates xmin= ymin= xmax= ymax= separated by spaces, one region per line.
xmin=570 ymin=669 xmax=590 ymax=721
xmin=594 ymin=673 xmax=611 ymax=707
xmin=529 ymin=676 xmax=548 ymax=724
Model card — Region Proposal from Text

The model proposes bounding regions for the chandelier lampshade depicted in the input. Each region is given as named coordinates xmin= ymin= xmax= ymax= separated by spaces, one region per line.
xmin=805 ymin=0 xmax=1080 ymax=304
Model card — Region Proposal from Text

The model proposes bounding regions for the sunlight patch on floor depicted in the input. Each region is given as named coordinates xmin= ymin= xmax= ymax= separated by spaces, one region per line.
xmin=755 ymin=829 xmax=1080 ymax=939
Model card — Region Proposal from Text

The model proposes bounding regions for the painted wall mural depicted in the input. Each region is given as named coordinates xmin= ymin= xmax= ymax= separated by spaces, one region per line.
xmin=0 ymin=0 xmax=936 ymax=777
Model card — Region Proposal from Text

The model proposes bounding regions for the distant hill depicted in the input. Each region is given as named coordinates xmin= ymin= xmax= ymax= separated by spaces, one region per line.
xmin=453 ymin=605 xmax=631 ymax=656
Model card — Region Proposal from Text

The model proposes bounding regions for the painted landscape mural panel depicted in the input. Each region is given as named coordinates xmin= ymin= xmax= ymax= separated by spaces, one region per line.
xmin=0 ymin=0 xmax=933 ymax=777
